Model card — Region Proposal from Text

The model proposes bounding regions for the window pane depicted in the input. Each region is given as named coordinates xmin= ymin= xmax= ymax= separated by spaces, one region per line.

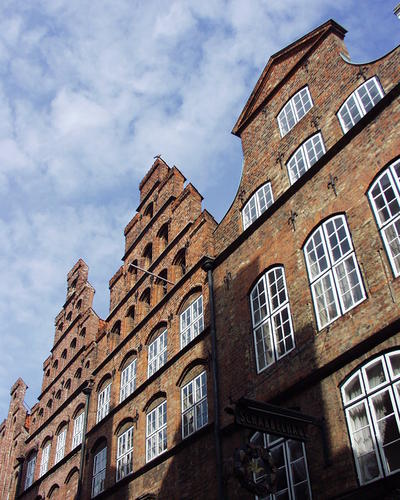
xmin=383 ymin=219 xmax=400 ymax=275
xmin=312 ymin=273 xmax=339 ymax=328
xmin=254 ymin=321 xmax=273 ymax=371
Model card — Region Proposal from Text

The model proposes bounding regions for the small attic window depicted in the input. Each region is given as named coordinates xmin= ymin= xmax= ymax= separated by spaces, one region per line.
xmin=173 ymin=248 xmax=186 ymax=279
xmin=143 ymin=243 xmax=153 ymax=268
xmin=70 ymin=338 xmax=77 ymax=349
xmin=53 ymin=360 xmax=58 ymax=370
xmin=46 ymin=369 xmax=50 ymax=377
xmin=85 ymin=360 xmax=90 ymax=369
xmin=66 ymin=311 xmax=72 ymax=321
xmin=55 ymin=390 xmax=61 ymax=400
xmin=38 ymin=408 xmax=44 ymax=417
xmin=80 ymin=327 xmax=86 ymax=338
xmin=47 ymin=399 xmax=53 ymax=409
xmin=61 ymin=349 xmax=67 ymax=360
xmin=76 ymin=299 xmax=82 ymax=310
xmin=111 ymin=321 xmax=121 ymax=336
xmin=75 ymin=368 xmax=82 ymax=379
xmin=157 ymin=223 xmax=169 ymax=251
xmin=144 ymin=202 xmax=153 ymax=220
xmin=65 ymin=379 xmax=71 ymax=390
xmin=71 ymin=278 xmax=78 ymax=290
xmin=277 ymin=86 xmax=313 ymax=137
xmin=140 ymin=288 xmax=151 ymax=307
xmin=126 ymin=305 xmax=135 ymax=320
xmin=58 ymin=322 xmax=63 ymax=332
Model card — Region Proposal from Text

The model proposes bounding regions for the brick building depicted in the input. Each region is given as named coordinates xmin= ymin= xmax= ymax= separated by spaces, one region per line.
xmin=1 ymin=17 xmax=400 ymax=500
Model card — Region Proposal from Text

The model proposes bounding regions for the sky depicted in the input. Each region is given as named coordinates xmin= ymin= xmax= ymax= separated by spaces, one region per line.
xmin=0 ymin=0 xmax=399 ymax=418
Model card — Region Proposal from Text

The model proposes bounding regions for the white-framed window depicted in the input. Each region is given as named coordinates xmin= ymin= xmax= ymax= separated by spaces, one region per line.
xmin=251 ymin=432 xmax=312 ymax=499
xmin=338 ymin=76 xmax=384 ymax=133
xmin=304 ymin=215 xmax=365 ymax=330
xmin=278 ymin=86 xmax=313 ymax=137
xmin=368 ymin=159 xmax=400 ymax=277
xmin=341 ymin=351 xmax=400 ymax=485
xmin=96 ymin=383 xmax=111 ymax=423
xmin=180 ymin=295 xmax=204 ymax=348
xmin=92 ymin=446 xmax=107 ymax=497
xmin=242 ymin=183 xmax=274 ymax=230
xmin=72 ymin=412 xmax=84 ymax=449
xmin=120 ymin=359 xmax=136 ymax=403
xmin=25 ymin=454 xmax=36 ymax=489
xmin=39 ymin=443 xmax=50 ymax=477
xmin=148 ymin=329 xmax=167 ymax=377
xmin=287 ymin=133 xmax=325 ymax=184
xmin=55 ymin=427 xmax=67 ymax=464
xmin=146 ymin=401 xmax=167 ymax=462
xmin=181 ymin=371 xmax=208 ymax=438
xmin=250 ymin=266 xmax=295 ymax=373
xmin=116 ymin=426 xmax=133 ymax=481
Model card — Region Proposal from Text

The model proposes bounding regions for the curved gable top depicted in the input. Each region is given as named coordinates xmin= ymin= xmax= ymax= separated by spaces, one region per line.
xmin=232 ymin=19 xmax=346 ymax=136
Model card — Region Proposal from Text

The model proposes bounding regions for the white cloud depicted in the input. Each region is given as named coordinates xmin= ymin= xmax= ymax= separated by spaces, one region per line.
xmin=0 ymin=0 xmax=398 ymax=416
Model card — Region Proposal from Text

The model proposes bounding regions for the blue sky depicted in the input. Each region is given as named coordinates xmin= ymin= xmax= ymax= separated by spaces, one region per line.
xmin=0 ymin=0 xmax=399 ymax=418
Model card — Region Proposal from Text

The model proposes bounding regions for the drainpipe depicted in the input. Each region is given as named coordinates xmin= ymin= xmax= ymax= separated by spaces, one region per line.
xmin=202 ymin=257 xmax=224 ymax=500
xmin=76 ymin=381 xmax=93 ymax=500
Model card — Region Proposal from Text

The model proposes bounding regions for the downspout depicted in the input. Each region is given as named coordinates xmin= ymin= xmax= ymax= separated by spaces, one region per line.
xmin=202 ymin=257 xmax=224 ymax=500
xmin=76 ymin=381 xmax=93 ymax=500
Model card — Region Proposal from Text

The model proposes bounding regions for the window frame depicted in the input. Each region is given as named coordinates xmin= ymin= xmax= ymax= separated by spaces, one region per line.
xmin=368 ymin=159 xmax=400 ymax=277
xmin=341 ymin=351 xmax=400 ymax=485
xmin=180 ymin=295 xmax=204 ymax=349
xmin=39 ymin=442 xmax=51 ymax=477
xmin=146 ymin=401 xmax=167 ymax=462
xmin=120 ymin=359 xmax=137 ymax=403
xmin=25 ymin=454 xmax=36 ymax=489
xmin=148 ymin=329 xmax=168 ymax=378
xmin=286 ymin=132 xmax=326 ymax=185
xmin=92 ymin=446 xmax=107 ymax=498
xmin=72 ymin=412 xmax=84 ymax=449
xmin=116 ymin=426 xmax=134 ymax=482
xmin=96 ymin=383 xmax=111 ymax=423
xmin=337 ymin=76 xmax=384 ymax=133
xmin=277 ymin=86 xmax=313 ymax=137
xmin=304 ymin=215 xmax=366 ymax=330
xmin=250 ymin=266 xmax=295 ymax=373
xmin=181 ymin=371 xmax=208 ymax=439
xmin=242 ymin=183 xmax=274 ymax=231
xmin=55 ymin=427 xmax=67 ymax=464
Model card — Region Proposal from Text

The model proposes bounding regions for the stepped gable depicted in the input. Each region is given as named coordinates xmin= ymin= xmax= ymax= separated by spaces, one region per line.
xmin=232 ymin=19 xmax=347 ymax=136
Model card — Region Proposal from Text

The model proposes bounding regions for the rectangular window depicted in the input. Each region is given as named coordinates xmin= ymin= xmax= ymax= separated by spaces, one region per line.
xmin=278 ymin=87 xmax=313 ymax=137
xmin=287 ymin=133 xmax=325 ymax=184
xmin=116 ymin=427 xmax=133 ymax=481
xmin=338 ymin=76 xmax=384 ymax=133
xmin=55 ymin=428 xmax=67 ymax=464
xmin=39 ymin=444 xmax=50 ymax=477
xmin=181 ymin=372 xmax=208 ymax=438
xmin=180 ymin=296 xmax=204 ymax=348
xmin=148 ymin=329 xmax=167 ymax=377
xmin=72 ymin=412 xmax=84 ymax=449
xmin=96 ymin=383 xmax=111 ymax=423
xmin=146 ymin=401 xmax=167 ymax=462
xmin=120 ymin=359 xmax=136 ymax=403
xmin=92 ymin=447 xmax=107 ymax=497
xmin=25 ymin=455 xmax=36 ymax=489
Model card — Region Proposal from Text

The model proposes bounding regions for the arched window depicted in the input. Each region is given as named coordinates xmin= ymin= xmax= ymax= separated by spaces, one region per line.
xmin=64 ymin=379 xmax=71 ymax=391
xmin=286 ymin=133 xmax=325 ymax=184
xmin=70 ymin=338 xmax=77 ymax=349
xmin=47 ymin=399 xmax=53 ymax=409
xmin=55 ymin=390 xmax=61 ymax=400
xmin=79 ymin=327 xmax=86 ymax=338
xmin=39 ymin=439 xmax=51 ymax=477
xmin=180 ymin=293 xmax=204 ymax=349
xmin=66 ymin=311 xmax=72 ymax=321
xmin=181 ymin=371 xmax=208 ymax=439
xmin=57 ymin=322 xmax=63 ymax=332
xmin=120 ymin=355 xmax=137 ymax=403
xmin=146 ymin=400 xmax=167 ymax=462
xmin=74 ymin=368 xmax=82 ymax=379
xmin=143 ymin=243 xmax=153 ymax=268
xmin=144 ymin=202 xmax=153 ymax=220
xmin=25 ymin=452 xmax=37 ymax=489
xmin=278 ymin=86 xmax=313 ymax=137
xmin=250 ymin=266 xmax=294 ymax=373
xmin=97 ymin=378 xmax=112 ymax=423
xmin=128 ymin=260 xmax=138 ymax=283
xmin=250 ymin=432 xmax=312 ymax=498
xmin=157 ymin=223 xmax=169 ymax=251
xmin=76 ymin=299 xmax=82 ymax=310
xmin=140 ymin=288 xmax=151 ymax=308
xmin=242 ymin=183 xmax=274 ymax=231
xmin=61 ymin=349 xmax=67 ymax=360
xmin=304 ymin=214 xmax=365 ymax=330
xmin=341 ymin=350 xmax=400 ymax=485
xmin=111 ymin=320 xmax=121 ymax=336
xmin=148 ymin=326 xmax=168 ymax=377
xmin=173 ymin=249 xmax=186 ymax=279
xmin=72 ymin=409 xmax=84 ymax=449
xmin=92 ymin=442 xmax=107 ymax=497
xmin=53 ymin=360 xmax=58 ymax=370
xmin=55 ymin=425 xmax=67 ymax=464
xmin=116 ymin=422 xmax=134 ymax=481
xmin=368 ymin=159 xmax=400 ymax=277
xmin=338 ymin=76 xmax=384 ymax=133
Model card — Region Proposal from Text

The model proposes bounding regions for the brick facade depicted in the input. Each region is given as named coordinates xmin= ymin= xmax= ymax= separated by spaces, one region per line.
xmin=1 ymin=18 xmax=400 ymax=500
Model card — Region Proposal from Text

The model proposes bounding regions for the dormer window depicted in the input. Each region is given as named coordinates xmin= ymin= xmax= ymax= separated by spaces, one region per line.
xmin=242 ymin=183 xmax=273 ymax=231
xmin=278 ymin=86 xmax=313 ymax=137
xmin=338 ymin=76 xmax=384 ymax=133
xmin=287 ymin=133 xmax=326 ymax=184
